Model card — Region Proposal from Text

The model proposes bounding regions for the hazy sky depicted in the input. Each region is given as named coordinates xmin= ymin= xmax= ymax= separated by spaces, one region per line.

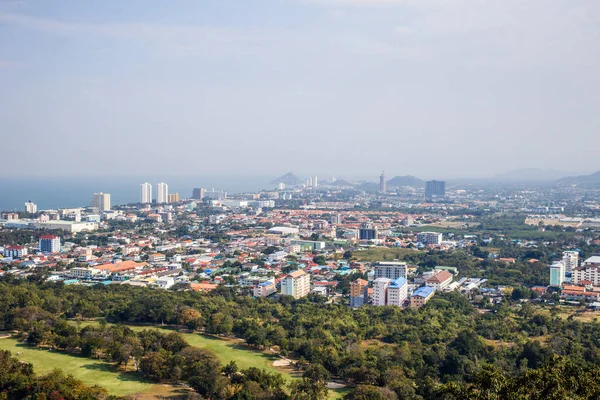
xmin=1 ymin=0 xmax=599 ymax=179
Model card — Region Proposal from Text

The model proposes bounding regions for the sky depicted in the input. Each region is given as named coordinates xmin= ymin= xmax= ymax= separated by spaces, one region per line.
xmin=1 ymin=0 xmax=599 ymax=180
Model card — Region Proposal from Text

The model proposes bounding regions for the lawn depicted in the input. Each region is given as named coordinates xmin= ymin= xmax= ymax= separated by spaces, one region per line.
xmin=0 ymin=337 xmax=152 ymax=397
xmin=353 ymin=247 xmax=419 ymax=262
xmin=9 ymin=321 xmax=348 ymax=399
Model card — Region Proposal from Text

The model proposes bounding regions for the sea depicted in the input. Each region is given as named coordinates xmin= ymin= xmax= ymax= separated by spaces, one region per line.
xmin=0 ymin=176 xmax=275 ymax=211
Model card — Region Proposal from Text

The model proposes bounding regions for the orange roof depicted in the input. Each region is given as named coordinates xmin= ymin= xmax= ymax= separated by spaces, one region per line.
xmin=427 ymin=270 xmax=453 ymax=283
xmin=287 ymin=270 xmax=307 ymax=278
xmin=562 ymin=285 xmax=585 ymax=292
xmin=96 ymin=260 xmax=147 ymax=273
xmin=190 ymin=282 xmax=219 ymax=292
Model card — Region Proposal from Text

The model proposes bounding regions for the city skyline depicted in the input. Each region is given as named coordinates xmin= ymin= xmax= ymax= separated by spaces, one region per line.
xmin=1 ymin=0 xmax=600 ymax=177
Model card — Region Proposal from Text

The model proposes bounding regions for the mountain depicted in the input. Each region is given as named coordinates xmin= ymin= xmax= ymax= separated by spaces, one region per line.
xmin=270 ymin=172 xmax=302 ymax=186
xmin=493 ymin=168 xmax=571 ymax=182
xmin=329 ymin=178 xmax=354 ymax=187
xmin=557 ymin=171 xmax=600 ymax=188
xmin=386 ymin=175 xmax=424 ymax=188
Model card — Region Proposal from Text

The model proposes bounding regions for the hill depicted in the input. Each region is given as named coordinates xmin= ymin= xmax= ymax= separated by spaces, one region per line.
xmin=270 ymin=172 xmax=302 ymax=186
xmin=386 ymin=175 xmax=424 ymax=188
xmin=493 ymin=168 xmax=570 ymax=182
xmin=557 ymin=170 xmax=600 ymax=188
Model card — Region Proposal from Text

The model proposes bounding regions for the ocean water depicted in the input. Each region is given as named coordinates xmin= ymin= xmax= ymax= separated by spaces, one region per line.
xmin=0 ymin=176 xmax=275 ymax=211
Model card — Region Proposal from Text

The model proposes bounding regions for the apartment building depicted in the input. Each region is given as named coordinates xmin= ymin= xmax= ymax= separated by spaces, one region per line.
xmin=280 ymin=269 xmax=310 ymax=299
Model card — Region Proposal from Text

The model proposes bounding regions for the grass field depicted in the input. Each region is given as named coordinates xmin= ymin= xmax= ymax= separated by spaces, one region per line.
xmin=353 ymin=247 xmax=419 ymax=262
xmin=0 ymin=337 xmax=153 ymax=396
xmin=67 ymin=321 xmax=349 ymax=398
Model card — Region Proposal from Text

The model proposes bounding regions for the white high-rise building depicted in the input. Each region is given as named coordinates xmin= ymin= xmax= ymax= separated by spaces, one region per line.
xmin=90 ymin=193 xmax=110 ymax=211
xmin=313 ymin=176 xmax=318 ymax=188
xmin=280 ymin=270 xmax=311 ymax=299
xmin=140 ymin=183 xmax=152 ymax=204
xmin=373 ymin=278 xmax=391 ymax=306
xmin=25 ymin=201 xmax=37 ymax=213
xmin=562 ymin=251 xmax=579 ymax=273
xmin=549 ymin=261 xmax=566 ymax=287
xmin=156 ymin=183 xmax=169 ymax=204
xmin=386 ymin=277 xmax=408 ymax=307
xmin=374 ymin=261 xmax=408 ymax=280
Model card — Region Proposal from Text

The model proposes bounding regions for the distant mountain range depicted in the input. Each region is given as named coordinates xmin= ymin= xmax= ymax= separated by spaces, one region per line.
xmin=557 ymin=170 xmax=600 ymax=188
xmin=493 ymin=168 xmax=572 ymax=182
xmin=270 ymin=172 xmax=302 ymax=186
xmin=386 ymin=175 xmax=424 ymax=188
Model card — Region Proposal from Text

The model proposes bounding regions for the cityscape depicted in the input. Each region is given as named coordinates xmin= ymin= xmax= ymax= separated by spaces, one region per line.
xmin=2 ymin=0 xmax=600 ymax=399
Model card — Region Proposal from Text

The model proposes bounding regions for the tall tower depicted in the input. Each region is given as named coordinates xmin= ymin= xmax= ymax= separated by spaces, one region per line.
xmin=140 ymin=183 xmax=152 ymax=204
xmin=156 ymin=183 xmax=169 ymax=204
xmin=90 ymin=193 xmax=111 ymax=211
xmin=379 ymin=171 xmax=386 ymax=193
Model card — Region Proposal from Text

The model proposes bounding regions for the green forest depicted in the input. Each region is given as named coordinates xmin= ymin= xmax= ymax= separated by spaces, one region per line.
xmin=2 ymin=278 xmax=600 ymax=399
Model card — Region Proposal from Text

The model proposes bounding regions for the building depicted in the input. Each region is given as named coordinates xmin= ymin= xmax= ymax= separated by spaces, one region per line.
xmin=425 ymin=270 xmax=453 ymax=290
xmin=359 ymin=222 xmax=378 ymax=241
xmin=156 ymin=183 xmax=169 ymax=204
xmin=349 ymin=278 xmax=369 ymax=308
xmin=374 ymin=261 xmax=408 ymax=280
xmin=280 ymin=269 xmax=311 ymax=299
xmin=3 ymin=246 xmax=27 ymax=258
xmin=140 ymin=183 xmax=152 ymax=204
xmin=289 ymin=239 xmax=325 ymax=251
xmin=192 ymin=188 xmax=206 ymax=200
xmin=549 ymin=261 xmax=566 ymax=287
xmin=425 ymin=180 xmax=446 ymax=199
xmin=39 ymin=235 xmax=60 ymax=253
xmin=90 ymin=192 xmax=111 ymax=211
xmin=379 ymin=171 xmax=386 ymax=193
xmin=253 ymin=281 xmax=277 ymax=297
xmin=168 ymin=193 xmax=180 ymax=203
xmin=410 ymin=286 xmax=436 ymax=308
xmin=572 ymin=257 xmax=600 ymax=285
xmin=313 ymin=176 xmax=318 ymax=188
xmin=417 ymin=232 xmax=443 ymax=245
xmin=386 ymin=277 xmax=408 ymax=307
xmin=205 ymin=190 xmax=227 ymax=200
xmin=373 ymin=278 xmax=391 ymax=306
xmin=562 ymin=251 xmax=579 ymax=273
xmin=24 ymin=201 xmax=37 ymax=214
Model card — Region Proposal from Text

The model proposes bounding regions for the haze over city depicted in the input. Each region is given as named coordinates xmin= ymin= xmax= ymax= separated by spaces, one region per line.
xmin=1 ymin=0 xmax=599 ymax=178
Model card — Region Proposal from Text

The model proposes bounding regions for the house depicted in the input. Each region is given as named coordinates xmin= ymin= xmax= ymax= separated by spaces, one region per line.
xmin=149 ymin=253 xmax=166 ymax=263
xmin=425 ymin=270 xmax=453 ymax=290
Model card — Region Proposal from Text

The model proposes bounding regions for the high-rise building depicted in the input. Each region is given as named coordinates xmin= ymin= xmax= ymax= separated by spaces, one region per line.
xmin=39 ymin=235 xmax=61 ymax=253
xmin=24 ymin=200 xmax=37 ymax=214
xmin=140 ymin=183 xmax=152 ymax=204
xmin=280 ymin=269 xmax=311 ymax=299
xmin=192 ymin=188 xmax=206 ymax=200
xmin=425 ymin=180 xmax=446 ymax=199
xmin=359 ymin=222 xmax=378 ymax=240
xmin=349 ymin=279 xmax=368 ymax=308
xmin=156 ymin=183 xmax=168 ymax=204
xmin=374 ymin=261 xmax=408 ymax=280
xmin=562 ymin=251 xmax=579 ymax=273
xmin=90 ymin=193 xmax=111 ymax=211
xmin=549 ymin=261 xmax=566 ymax=287
xmin=417 ymin=232 xmax=443 ymax=245
xmin=379 ymin=171 xmax=386 ymax=193
xmin=204 ymin=190 xmax=227 ymax=200
xmin=373 ymin=278 xmax=391 ymax=306
xmin=168 ymin=193 xmax=180 ymax=203
xmin=386 ymin=277 xmax=408 ymax=307
xmin=313 ymin=176 xmax=318 ymax=188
